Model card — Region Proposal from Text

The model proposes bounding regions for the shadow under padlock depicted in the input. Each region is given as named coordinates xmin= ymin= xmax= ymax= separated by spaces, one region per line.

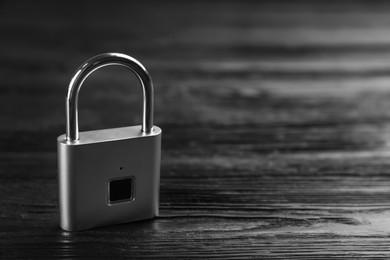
xmin=57 ymin=53 xmax=162 ymax=232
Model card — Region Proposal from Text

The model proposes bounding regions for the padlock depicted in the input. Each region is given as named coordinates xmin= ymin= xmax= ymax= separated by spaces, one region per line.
xmin=57 ymin=53 xmax=162 ymax=231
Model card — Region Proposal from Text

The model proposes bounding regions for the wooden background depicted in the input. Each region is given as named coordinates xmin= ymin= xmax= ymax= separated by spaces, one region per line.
xmin=1 ymin=0 xmax=390 ymax=258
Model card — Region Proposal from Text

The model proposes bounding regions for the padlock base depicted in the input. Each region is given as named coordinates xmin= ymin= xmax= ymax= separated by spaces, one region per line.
xmin=57 ymin=125 xmax=161 ymax=231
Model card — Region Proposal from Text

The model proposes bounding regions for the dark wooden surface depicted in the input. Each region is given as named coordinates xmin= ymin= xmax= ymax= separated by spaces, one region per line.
xmin=2 ymin=0 xmax=390 ymax=258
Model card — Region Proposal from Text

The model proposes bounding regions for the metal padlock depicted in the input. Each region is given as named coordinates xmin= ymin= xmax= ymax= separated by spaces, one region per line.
xmin=57 ymin=53 xmax=162 ymax=231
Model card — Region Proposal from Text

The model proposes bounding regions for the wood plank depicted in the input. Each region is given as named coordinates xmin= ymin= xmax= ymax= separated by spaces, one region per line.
xmin=1 ymin=0 xmax=390 ymax=258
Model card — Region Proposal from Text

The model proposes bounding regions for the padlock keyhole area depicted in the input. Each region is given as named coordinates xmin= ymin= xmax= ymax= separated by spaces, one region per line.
xmin=108 ymin=177 xmax=135 ymax=204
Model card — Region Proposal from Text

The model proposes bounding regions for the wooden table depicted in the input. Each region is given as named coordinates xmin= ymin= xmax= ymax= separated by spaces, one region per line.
xmin=1 ymin=0 xmax=390 ymax=258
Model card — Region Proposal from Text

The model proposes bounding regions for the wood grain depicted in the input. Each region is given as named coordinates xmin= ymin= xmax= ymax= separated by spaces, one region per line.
xmin=1 ymin=0 xmax=390 ymax=258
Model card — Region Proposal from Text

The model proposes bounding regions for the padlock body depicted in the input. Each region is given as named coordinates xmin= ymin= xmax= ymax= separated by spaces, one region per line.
xmin=57 ymin=125 xmax=161 ymax=231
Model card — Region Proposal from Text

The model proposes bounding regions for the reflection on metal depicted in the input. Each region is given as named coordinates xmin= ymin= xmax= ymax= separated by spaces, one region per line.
xmin=66 ymin=53 xmax=154 ymax=141
xmin=58 ymin=53 xmax=161 ymax=231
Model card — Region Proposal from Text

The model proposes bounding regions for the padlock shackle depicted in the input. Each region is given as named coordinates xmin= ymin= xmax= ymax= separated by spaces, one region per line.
xmin=66 ymin=53 xmax=154 ymax=142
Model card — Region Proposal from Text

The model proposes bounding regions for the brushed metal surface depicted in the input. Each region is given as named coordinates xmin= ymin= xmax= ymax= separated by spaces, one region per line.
xmin=58 ymin=53 xmax=161 ymax=231
xmin=58 ymin=125 xmax=161 ymax=231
